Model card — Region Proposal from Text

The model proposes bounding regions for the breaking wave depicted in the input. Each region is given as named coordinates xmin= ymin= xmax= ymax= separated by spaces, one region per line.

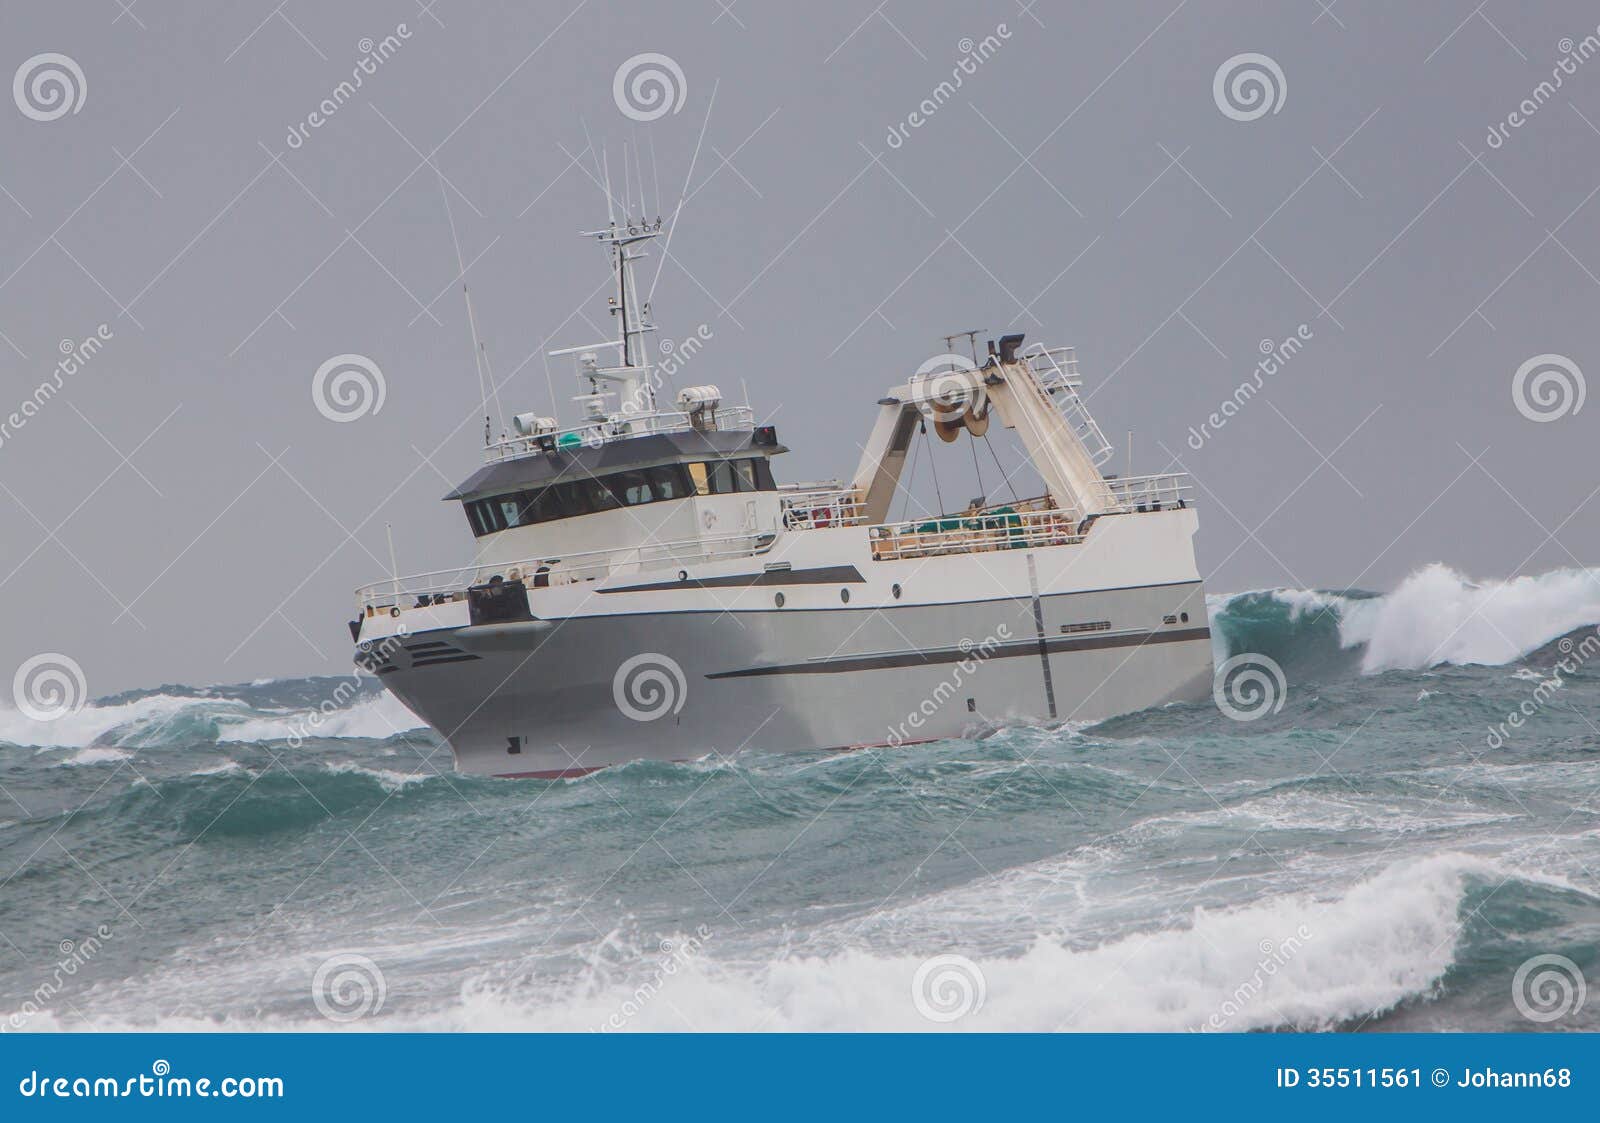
xmin=1209 ymin=563 xmax=1600 ymax=676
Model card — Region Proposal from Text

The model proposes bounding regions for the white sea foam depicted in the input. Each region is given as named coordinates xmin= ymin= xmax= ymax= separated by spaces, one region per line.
xmin=219 ymin=691 xmax=425 ymax=744
xmin=58 ymin=746 xmax=133 ymax=767
xmin=0 ymin=686 xmax=425 ymax=751
xmin=1213 ymin=564 xmax=1600 ymax=673
xmin=20 ymin=852 xmax=1497 ymax=1033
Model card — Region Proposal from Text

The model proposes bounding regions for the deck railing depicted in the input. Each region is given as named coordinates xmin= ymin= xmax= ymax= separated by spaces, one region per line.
xmin=356 ymin=531 xmax=774 ymax=614
xmin=483 ymin=406 xmax=758 ymax=463
xmin=779 ymin=486 xmax=866 ymax=529
xmin=867 ymin=506 xmax=1085 ymax=562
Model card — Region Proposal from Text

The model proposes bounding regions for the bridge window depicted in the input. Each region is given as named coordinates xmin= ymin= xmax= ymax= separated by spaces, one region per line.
xmin=463 ymin=458 xmax=775 ymax=537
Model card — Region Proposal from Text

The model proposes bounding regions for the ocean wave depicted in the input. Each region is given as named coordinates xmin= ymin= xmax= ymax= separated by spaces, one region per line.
xmin=1209 ymin=563 xmax=1600 ymax=675
xmin=18 ymin=852 xmax=1533 ymax=1032
xmin=0 ymin=684 xmax=425 ymax=752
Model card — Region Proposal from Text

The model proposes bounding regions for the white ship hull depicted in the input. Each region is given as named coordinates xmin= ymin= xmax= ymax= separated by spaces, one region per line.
xmin=359 ymin=510 xmax=1211 ymax=777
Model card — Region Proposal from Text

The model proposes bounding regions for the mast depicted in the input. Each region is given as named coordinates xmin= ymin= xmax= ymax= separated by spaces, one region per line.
xmin=548 ymin=214 xmax=664 ymax=430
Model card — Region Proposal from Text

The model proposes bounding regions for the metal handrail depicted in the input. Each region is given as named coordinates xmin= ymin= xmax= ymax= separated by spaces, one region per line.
xmin=1104 ymin=472 xmax=1191 ymax=511
xmin=779 ymin=487 xmax=866 ymax=529
xmin=867 ymin=507 xmax=1085 ymax=562
xmin=483 ymin=406 xmax=758 ymax=463
xmin=356 ymin=530 xmax=774 ymax=612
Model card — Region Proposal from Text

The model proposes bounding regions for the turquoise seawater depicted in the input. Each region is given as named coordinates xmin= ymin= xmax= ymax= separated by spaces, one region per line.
xmin=2 ymin=565 xmax=1599 ymax=1031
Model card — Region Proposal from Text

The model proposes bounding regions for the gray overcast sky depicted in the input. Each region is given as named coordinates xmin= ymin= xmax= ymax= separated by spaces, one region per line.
xmin=2 ymin=0 xmax=1598 ymax=696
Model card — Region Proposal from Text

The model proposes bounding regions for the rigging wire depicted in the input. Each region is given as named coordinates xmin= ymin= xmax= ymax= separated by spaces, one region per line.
xmin=982 ymin=432 xmax=1022 ymax=503
xmin=898 ymin=426 xmax=922 ymax=524
xmin=437 ymin=171 xmax=501 ymax=440
xmin=921 ymin=419 xmax=947 ymax=516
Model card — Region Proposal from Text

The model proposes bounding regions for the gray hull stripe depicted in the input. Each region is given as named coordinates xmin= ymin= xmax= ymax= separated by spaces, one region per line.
xmin=1026 ymin=553 xmax=1058 ymax=720
xmin=705 ymin=626 xmax=1212 ymax=679
xmin=598 ymin=564 xmax=865 ymax=594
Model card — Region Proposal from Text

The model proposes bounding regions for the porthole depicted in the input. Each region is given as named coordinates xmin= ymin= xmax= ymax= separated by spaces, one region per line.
xmin=1180 ymin=612 xmax=1189 ymax=623
xmin=774 ymin=592 xmax=786 ymax=608
xmin=840 ymin=588 xmax=850 ymax=603
xmin=892 ymin=583 xmax=903 ymax=600
xmin=678 ymin=570 xmax=689 ymax=582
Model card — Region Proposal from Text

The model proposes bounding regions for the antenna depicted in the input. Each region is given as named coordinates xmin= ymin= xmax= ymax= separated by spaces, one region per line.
xmin=386 ymin=522 xmax=400 ymax=602
xmin=943 ymin=329 xmax=985 ymax=369
xmin=602 ymin=150 xmax=616 ymax=226
xmin=438 ymin=172 xmax=503 ymax=441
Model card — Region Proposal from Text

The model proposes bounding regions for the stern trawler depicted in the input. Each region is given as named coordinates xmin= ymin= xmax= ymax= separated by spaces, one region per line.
xmin=350 ymin=211 xmax=1213 ymax=778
